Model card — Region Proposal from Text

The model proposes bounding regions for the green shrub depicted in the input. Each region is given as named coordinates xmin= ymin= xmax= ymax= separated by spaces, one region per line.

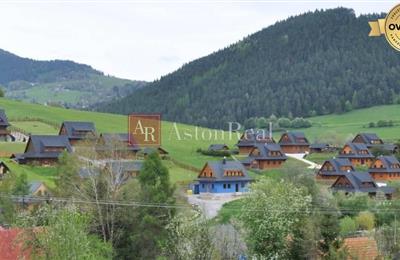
xmin=339 ymin=216 xmax=357 ymax=236
xmin=355 ymin=211 xmax=375 ymax=231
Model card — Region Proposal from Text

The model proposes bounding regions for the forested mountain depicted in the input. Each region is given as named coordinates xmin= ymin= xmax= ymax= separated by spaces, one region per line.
xmin=99 ymin=8 xmax=400 ymax=129
xmin=0 ymin=49 xmax=146 ymax=108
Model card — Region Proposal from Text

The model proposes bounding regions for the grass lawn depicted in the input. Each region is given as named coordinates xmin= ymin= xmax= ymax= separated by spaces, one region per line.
xmin=3 ymin=158 xmax=58 ymax=189
xmin=215 ymin=199 xmax=244 ymax=223
xmin=164 ymin=160 xmax=198 ymax=185
xmin=0 ymin=142 xmax=26 ymax=154
xmin=11 ymin=121 xmax=58 ymax=135
xmin=305 ymin=152 xmax=337 ymax=164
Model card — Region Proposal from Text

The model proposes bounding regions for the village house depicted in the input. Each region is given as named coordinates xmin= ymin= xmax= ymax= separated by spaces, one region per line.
xmin=337 ymin=143 xmax=375 ymax=167
xmin=141 ymin=146 xmax=169 ymax=158
xmin=242 ymin=143 xmax=287 ymax=170
xmin=309 ymin=143 xmax=336 ymax=153
xmin=96 ymin=133 xmax=141 ymax=159
xmin=0 ymin=109 xmax=10 ymax=141
xmin=105 ymin=160 xmax=144 ymax=179
xmin=278 ymin=131 xmax=310 ymax=154
xmin=13 ymin=135 xmax=72 ymax=165
xmin=342 ymin=237 xmax=379 ymax=260
xmin=236 ymin=129 xmax=275 ymax=155
xmin=368 ymin=155 xmax=400 ymax=181
xmin=193 ymin=158 xmax=252 ymax=194
xmin=316 ymin=158 xmax=355 ymax=180
xmin=331 ymin=171 xmax=395 ymax=199
xmin=29 ymin=181 xmax=49 ymax=197
xmin=208 ymin=144 xmax=229 ymax=152
xmin=59 ymin=121 xmax=97 ymax=145
xmin=352 ymin=133 xmax=398 ymax=153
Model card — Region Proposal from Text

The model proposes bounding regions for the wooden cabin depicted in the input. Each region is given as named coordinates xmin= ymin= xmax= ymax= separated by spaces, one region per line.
xmin=0 ymin=109 xmax=10 ymax=141
xmin=337 ymin=143 xmax=374 ymax=167
xmin=309 ymin=143 xmax=335 ymax=153
xmin=96 ymin=133 xmax=141 ymax=159
xmin=29 ymin=181 xmax=49 ymax=197
xmin=316 ymin=158 xmax=354 ymax=180
xmin=278 ymin=131 xmax=310 ymax=154
xmin=59 ymin=121 xmax=97 ymax=145
xmin=243 ymin=143 xmax=287 ymax=170
xmin=331 ymin=171 xmax=395 ymax=199
xmin=193 ymin=159 xmax=252 ymax=194
xmin=368 ymin=155 xmax=400 ymax=181
xmin=208 ymin=144 xmax=229 ymax=152
xmin=105 ymin=160 xmax=143 ymax=179
xmin=352 ymin=133 xmax=397 ymax=153
xmin=236 ymin=129 xmax=275 ymax=155
xmin=14 ymin=135 xmax=72 ymax=165
xmin=0 ymin=161 xmax=10 ymax=178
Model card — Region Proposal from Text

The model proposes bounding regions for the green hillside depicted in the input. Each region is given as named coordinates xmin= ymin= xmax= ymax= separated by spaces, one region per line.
xmin=100 ymin=8 xmax=400 ymax=129
xmin=0 ymin=49 xmax=146 ymax=108
xmin=0 ymin=98 xmax=238 ymax=168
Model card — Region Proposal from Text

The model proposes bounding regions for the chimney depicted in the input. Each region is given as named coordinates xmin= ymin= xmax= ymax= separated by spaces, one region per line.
xmin=223 ymin=156 xmax=226 ymax=164
xmin=269 ymin=122 xmax=272 ymax=139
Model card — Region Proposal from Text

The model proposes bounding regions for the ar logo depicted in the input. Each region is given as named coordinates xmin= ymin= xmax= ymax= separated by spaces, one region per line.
xmin=128 ymin=114 xmax=161 ymax=146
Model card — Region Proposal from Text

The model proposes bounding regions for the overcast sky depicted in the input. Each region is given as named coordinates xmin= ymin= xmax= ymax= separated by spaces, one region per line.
xmin=0 ymin=0 xmax=396 ymax=81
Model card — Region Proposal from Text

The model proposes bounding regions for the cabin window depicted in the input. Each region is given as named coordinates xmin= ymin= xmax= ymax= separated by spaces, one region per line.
xmin=212 ymin=184 xmax=214 ymax=189
xmin=202 ymin=184 xmax=205 ymax=189
xmin=228 ymin=184 xmax=231 ymax=189
xmin=223 ymin=184 xmax=226 ymax=189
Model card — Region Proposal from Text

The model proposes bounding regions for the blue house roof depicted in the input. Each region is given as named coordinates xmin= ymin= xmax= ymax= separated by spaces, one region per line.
xmin=97 ymin=133 xmax=141 ymax=152
xmin=278 ymin=131 xmax=309 ymax=146
xmin=198 ymin=159 xmax=252 ymax=182
xmin=237 ymin=129 xmax=275 ymax=147
xmin=20 ymin=135 xmax=72 ymax=160
xmin=369 ymin=155 xmax=400 ymax=173
xmin=338 ymin=143 xmax=374 ymax=159
xmin=318 ymin=158 xmax=355 ymax=176
xmin=29 ymin=181 xmax=44 ymax=195
xmin=250 ymin=143 xmax=287 ymax=160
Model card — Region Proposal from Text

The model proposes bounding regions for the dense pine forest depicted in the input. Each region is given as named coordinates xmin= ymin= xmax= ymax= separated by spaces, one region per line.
xmin=99 ymin=8 xmax=400 ymax=129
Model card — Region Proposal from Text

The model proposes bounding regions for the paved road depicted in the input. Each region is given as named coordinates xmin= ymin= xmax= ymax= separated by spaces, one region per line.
xmin=187 ymin=194 xmax=242 ymax=219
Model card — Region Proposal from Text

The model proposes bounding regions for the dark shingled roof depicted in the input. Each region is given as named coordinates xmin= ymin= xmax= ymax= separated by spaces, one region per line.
xmin=0 ymin=109 xmax=9 ymax=127
xmin=208 ymin=144 xmax=229 ymax=151
xmin=278 ymin=131 xmax=310 ymax=146
xmin=106 ymin=160 xmax=143 ymax=173
xmin=310 ymin=143 xmax=330 ymax=149
xmin=97 ymin=133 xmax=141 ymax=152
xmin=236 ymin=129 xmax=275 ymax=147
xmin=331 ymin=171 xmax=395 ymax=195
xmin=353 ymin=133 xmax=383 ymax=145
xmin=60 ymin=121 xmax=96 ymax=140
xmin=250 ymin=143 xmax=287 ymax=160
xmin=369 ymin=155 xmax=400 ymax=173
xmin=21 ymin=135 xmax=72 ymax=159
xmin=198 ymin=160 xmax=252 ymax=182
xmin=338 ymin=143 xmax=374 ymax=159
xmin=318 ymin=158 xmax=355 ymax=176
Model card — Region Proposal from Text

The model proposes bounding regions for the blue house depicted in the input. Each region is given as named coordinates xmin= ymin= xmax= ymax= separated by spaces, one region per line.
xmin=193 ymin=159 xmax=252 ymax=194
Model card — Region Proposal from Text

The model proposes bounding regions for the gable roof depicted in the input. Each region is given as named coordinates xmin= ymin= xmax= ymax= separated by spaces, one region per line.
xmin=343 ymin=237 xmax=378 ymax=260
xmin=338 ymin=143 xmax=374 ymax=159
xmin=332 ymin=171 xmax=395 ymax=195
xmin=0 ymin=109 xmax=10 ymax=127
xmin=208 ymin=144 xmax=229 ymax=151
xmin=250 ymin=143 xmax=287 ymax=160
xmin=369 ymin=155 xmax=400 ymax=173
xmin=29 ymin=181 xmax=44 ymax=195
xmin=278 ymin=131 xmax=309 ymax=146
xmin=22 ymin=135 xmax=72 ymax=159
xmin=59 ymin=121 xmax=96 ymax=140
xmin=353 ymin=133 xmax=383 ymax=145
xmin=97 ymin=133 xmax=141 ymax=152
xmin=106 ymin=160 xmax=143 ymax=173
xmin=237 ymin=129 xmax=275 ymax=147
xmin=198 ymin=160 xmax=252 ymax=182
xmin=318 ymin=158 xmax=354 ymax=176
